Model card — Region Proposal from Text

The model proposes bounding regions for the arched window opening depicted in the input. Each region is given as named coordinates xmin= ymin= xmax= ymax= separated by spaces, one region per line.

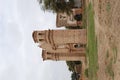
xmin=47 ymin=52 xmax=51 ymax=55
xmin=39 ymin=39 xmax=44 ymax=41
xmin=38 ymin=33 xmax=43 ymax=35
xmin=74 ymin=44 xmax=83 ymax=48
xmin=47 ymin=57 xmax=51 ymax=59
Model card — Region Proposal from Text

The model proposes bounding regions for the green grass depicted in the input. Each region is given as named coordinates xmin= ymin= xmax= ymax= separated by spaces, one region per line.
xmin=106 ymin=2 xmax=111 ymax=12
xmin=86 ymin=3 xmax=98 ymax=80
xmin=112 ymin=47 xmax=118 ymax=64
xmin=105 ymin=58 xmax=114 ymax=80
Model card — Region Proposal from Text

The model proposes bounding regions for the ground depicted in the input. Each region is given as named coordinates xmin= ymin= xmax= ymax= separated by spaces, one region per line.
xmin=68 ymin=0 xmax=120 ymax=80
xmin=92 ymin=0 xmax=120 ymax=80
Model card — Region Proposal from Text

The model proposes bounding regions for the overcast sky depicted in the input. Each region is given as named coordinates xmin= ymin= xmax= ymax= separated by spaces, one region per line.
xmin=0 ymin=0 xmax=71 ymax=80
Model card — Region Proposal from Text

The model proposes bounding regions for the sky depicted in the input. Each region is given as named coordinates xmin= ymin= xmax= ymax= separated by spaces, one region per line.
xmin=0 ymin=0 xmax=71 ymax=80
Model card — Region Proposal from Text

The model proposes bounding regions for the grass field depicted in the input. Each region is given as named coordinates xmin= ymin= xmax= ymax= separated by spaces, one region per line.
xmin=86 ymin=3 xmax=98 ymax=80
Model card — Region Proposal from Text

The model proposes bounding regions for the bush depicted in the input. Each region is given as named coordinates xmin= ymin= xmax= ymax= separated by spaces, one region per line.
xmin=65 ymin=26 xmax=82 ymax=29
xmin=66 ymin=61 xmax=75 ymax=72
xmin=74 ymin=61 xmax=82 ymax=65
xmin=84 ymin=68 xmax=89 ymax=77
xmin=66 ymin=61 xmax=82 ymax=72
xmin=71 ymin=72 xmax=80 ymax=80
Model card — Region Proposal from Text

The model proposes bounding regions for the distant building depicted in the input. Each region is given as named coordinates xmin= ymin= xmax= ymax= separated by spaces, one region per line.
xmin=56 ymin=0 xmax=83 ymax=27
xmin=56 ymin=8 xmax=83 ymax=27
xmin=32 ymin=29 xmax=87 ymax=61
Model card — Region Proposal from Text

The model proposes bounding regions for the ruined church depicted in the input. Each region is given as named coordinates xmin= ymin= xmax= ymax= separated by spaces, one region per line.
xmin=32 ymin=29 xmax=87 ymax=61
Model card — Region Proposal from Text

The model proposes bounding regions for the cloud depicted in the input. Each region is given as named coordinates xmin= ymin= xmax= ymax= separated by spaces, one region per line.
xmin=0 ymin=0 xmax=71 ymax=80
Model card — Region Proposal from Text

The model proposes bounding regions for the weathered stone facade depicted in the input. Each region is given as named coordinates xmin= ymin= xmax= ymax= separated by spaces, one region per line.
xmin=32 ymin=29 xmax=87 ymax=61
xmin=56 ymin=8 xmax=83 ymax=27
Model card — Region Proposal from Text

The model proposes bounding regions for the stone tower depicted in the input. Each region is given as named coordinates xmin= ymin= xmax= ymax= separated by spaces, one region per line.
xmin=42 ymin=50 xmax=86 ymax=61
xmin=32 ymin=29 xmax=87 ymax=61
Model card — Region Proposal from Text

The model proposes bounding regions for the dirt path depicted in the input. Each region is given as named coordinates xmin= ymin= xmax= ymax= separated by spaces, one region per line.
xmin=93 ymin=0 xmax=120 ymax=80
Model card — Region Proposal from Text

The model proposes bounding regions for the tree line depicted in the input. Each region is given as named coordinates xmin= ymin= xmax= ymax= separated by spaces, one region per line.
xmin=38 ymin=0 xmax=75 ymax=14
